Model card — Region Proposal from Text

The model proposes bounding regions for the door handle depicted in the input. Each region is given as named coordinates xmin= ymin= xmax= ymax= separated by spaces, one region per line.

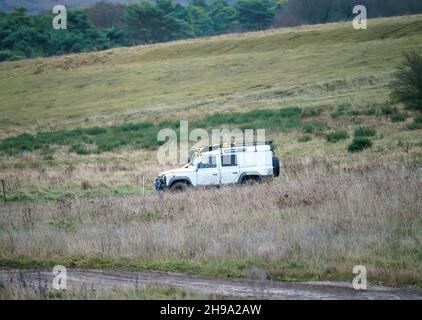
xmin=212 ymin=173 xmax=218 ymax=176
xmin=232 ymin=172 xmax=238 ymax=174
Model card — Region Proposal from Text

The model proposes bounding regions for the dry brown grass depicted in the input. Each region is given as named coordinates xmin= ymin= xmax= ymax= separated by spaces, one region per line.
xmin=0 ymin=162 xmax=420 ymax=286
xmin=1 ymin=149 xmax=420 ymax=196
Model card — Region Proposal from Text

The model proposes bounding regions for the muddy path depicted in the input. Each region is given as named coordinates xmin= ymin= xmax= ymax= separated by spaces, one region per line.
xmin=1 ymin=269 xmax=421 ymax=300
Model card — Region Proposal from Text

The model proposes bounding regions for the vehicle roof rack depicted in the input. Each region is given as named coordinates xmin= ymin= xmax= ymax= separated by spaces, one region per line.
xmin=196 ymin=141 xmax=273 ymax=152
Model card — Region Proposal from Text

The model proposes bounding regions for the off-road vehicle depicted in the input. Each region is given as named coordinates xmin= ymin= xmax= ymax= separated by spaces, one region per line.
xmin=155 ymin=142 xmax=280 ymax=192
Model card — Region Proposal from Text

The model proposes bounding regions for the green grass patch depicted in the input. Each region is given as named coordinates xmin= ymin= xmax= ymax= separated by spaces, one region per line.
xmin=2 ymin=183 xmax=143 ymax=204
xmin=0 ymin=254 xmax=420 ymax=288
xmin=0 ymin=106 xmax=328 ymax=156
xmin=0 ymin=121 xmax=164 ymax=156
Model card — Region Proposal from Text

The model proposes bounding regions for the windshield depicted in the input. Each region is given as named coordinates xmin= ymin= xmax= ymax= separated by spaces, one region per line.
xmin=187 ymin=149 xmax=201 ymax=166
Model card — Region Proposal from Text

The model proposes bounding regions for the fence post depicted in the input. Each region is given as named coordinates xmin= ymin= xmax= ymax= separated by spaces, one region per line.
xmin=1 ymin=180 xmax=5 ymax=204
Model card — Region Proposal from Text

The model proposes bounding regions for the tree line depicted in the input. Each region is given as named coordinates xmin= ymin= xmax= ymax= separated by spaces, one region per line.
xmin=274 ymin=0 xmax=422 ymax=27
xmin=1 ymin=0 xmax=421 ymax=61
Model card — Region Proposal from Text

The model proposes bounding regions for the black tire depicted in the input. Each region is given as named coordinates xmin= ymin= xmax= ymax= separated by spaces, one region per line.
xmin=241 ymin=175 xmax=261 ymax=185
xmin=272 ymin=156 xmax=280 ymax=178
xmin=170 ymin=181 xmax=188 ymax=192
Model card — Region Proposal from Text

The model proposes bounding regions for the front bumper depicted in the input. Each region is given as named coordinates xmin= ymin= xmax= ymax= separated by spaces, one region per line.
xmin=155 ymin=176 xmax=167 ymax=191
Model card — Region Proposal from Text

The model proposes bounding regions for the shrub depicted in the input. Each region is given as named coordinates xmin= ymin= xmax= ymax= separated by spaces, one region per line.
xmin=354 ymin=126 xmax=376 ymax=137
xmin=347 ymin=137 xmax=373 ymax=152
xmin=407 ymin=116 xmax=422 ymax=130
xmin=390 ymin=52 xmax=422 ymax=111
xmin=326 ymin=130 xmax=349 ymax=143
xmin=298 ymin=134 xmax=312 ymax=143
xmin=390 ymin=113 xmax=406 ymax=122
xmin=381 ymin=105 xmax=397 ymax=115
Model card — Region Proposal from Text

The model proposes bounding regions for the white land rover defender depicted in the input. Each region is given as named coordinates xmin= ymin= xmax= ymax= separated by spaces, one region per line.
xmin=155 ymin=142 xmax=280 ymax=192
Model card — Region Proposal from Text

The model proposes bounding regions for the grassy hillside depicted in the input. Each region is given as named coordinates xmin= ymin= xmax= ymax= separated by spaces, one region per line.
xmin=1 ymin=15 xmax=422 ymax=137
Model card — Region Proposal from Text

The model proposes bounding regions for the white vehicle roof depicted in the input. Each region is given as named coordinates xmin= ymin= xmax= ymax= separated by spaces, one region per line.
xmin=188 ymin=142 xmax=272 ymax=162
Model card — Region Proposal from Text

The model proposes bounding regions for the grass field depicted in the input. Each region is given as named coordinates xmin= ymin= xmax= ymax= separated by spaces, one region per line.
xmin=1 ymin=164 xmax=421 ymax=287
xmin=0 ymin=15 xmax=421 ymax=290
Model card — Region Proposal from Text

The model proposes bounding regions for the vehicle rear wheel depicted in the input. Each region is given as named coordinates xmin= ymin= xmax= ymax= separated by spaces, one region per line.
xmin=170 ymin=181 xmax=188 ymax=192
xmin=241 ymin=176 xmax=261 ymax=185
xmin=272 ymin=156 xmax=280 ymax=178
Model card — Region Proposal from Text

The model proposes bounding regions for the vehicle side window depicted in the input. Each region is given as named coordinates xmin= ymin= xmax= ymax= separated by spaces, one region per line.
xmin=221 ymin=154 xmax=237 ymax=167
xmin=198 ymin=156 xmax=217 ymax=169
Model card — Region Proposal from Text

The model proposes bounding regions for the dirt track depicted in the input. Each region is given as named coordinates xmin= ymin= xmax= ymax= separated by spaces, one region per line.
xmin=1 ymin=269 xmax=421 ymax=300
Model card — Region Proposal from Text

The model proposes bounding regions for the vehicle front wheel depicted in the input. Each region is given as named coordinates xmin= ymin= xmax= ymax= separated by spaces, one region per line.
xmin=170 ymin=181 xmax=189 ymax=192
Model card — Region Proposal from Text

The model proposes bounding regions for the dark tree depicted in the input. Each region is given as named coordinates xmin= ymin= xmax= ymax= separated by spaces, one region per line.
xmin=235 ymin=0 xmax=278 ymax=31
xmin=187 ymin=4 xmax=215 ymax=36
xmin=208 ymin=0 xmax=238 ymax=34
xmin=391 ymin=52 xmax=422 ymax=112
xmin=125 ymin=0 xmax=191 ymax=44
xmin=1 ymin=0 xmax=422 ymax=61
xmin=273 ymin=0 xmax=422 ymax=27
